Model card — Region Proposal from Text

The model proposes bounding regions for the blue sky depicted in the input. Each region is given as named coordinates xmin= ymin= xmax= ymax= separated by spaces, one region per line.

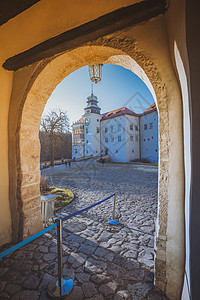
xmin=42 ymin=64 xmax=154 ymax=126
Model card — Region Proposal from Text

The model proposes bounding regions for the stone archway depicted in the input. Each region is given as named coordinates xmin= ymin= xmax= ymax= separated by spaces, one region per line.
xmin=8 ymin=37 xmax=184 ymax=299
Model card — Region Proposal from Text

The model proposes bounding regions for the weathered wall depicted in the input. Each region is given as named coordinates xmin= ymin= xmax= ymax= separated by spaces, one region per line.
xmin=166 ymin=0 xmax=191 ymax=299
xmin=184 ymin=1 xmax=200 ymax=299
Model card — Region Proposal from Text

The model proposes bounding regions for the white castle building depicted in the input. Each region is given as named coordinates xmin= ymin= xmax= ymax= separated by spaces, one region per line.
xmin=72 ymin=92 xmax=158 ymax=163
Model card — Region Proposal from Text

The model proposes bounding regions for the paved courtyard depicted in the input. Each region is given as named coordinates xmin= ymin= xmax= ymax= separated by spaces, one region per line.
xmin=0 ymin=160 xmax=168 ymax=299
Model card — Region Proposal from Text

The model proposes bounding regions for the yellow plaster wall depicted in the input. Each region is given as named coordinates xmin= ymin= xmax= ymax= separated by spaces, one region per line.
xmin=0 ymin=0 xmax=137 ymax=61
xmin=0 ymin=66 xmax=13 ymax=245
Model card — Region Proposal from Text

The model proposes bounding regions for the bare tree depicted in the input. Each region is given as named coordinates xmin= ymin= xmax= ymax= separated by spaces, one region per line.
xmin=40 ymin=109 xmax=70 ymax=166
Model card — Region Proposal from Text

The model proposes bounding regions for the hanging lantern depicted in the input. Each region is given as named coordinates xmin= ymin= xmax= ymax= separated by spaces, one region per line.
xmin=88 ymin=64 xmax=103 ymax=84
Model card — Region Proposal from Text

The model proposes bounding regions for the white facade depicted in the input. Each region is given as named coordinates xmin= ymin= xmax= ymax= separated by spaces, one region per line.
xmin=72 ymin=92 xmax=158 ymax=163
xmin=140 ymin=111 xmax=158 ymax=163
xmin=72 ymin=121 xmax=85 ymax=159
xmin=125 ymin=115 xmax=140 ymax=162
xmin=83 ymin=113 xmax=101 ymax=157
xmin=101 ymin=115 xmax=140 ymax=162
xmin=101 ymin=116 xmax=127 ymax=162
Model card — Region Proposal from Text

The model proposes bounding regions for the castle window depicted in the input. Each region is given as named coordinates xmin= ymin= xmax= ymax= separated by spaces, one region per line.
xmin=132 ymin=149 xmax=134 ymax=153
xmin=116 ymin=150 xmax=118 ymax=153
xmin=130 ymin=135 xmax=134 ymax=141
xmin=130 ymin=124 xmax=133 ymax=130
xmin=135 ymin=125 xmax=138 ymax=131
xmin=110 ymin=126 xmax=114 ymax=133
xmin=117 ymin=124 xmax=121 ymax=131
xmin=75 ymin=149 xmax=77 ymax=154
xmin=105 ymin=138 xmax=108 ymax=143
xmin=144 ymin=139 xmax=145 ymax=141
xmin=155 ymin=149 xmax=158 ymax=152
xmin=97 ymin=127 xmax=100 ymax=133
xmin=118 ymin=136 xmax=121 ymax=142
xmin=111 ymin=136 xmax=114 ymax=142
xmin=149 ymin=122 xmax=153 ymax=129
xmin=105 ymin=127 xmax=108 ymax=133
xmin=152 ymin=136 xmax=154 ymax=139
xmin=144 ymin=124 xmax=147 ymax=130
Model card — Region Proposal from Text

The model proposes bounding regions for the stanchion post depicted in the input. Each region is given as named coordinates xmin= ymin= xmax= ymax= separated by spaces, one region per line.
xmin=47 ymin=218 xmax=74 ymax=299
xmin=113 ymin=193 xmax=117 ymax=223
xmin=108 ymin=193 xmax=119 ymax=225
xmin=57 ymin=218 xmax=63 ymax=297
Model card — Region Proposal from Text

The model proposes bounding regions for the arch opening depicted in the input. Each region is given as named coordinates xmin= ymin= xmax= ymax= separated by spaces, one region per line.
xmin=8 ymin=41 xmax=184 ymax=298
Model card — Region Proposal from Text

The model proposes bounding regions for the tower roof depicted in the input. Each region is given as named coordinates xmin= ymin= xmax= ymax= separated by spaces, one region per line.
xmin=84 ymin=91 xmax=101 ymax=114
xmin=87 ymin=92 xmax=98 ymax=102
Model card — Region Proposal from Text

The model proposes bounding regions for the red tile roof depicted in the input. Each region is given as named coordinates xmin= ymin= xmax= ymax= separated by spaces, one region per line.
xmin=74 ymin=103 xmax=157 ymax=124
xmin=101 ymin=107 xmax=138 ymax=121
xmin=78 ymin=117 xmax=83 ymax=123
xmin=138 ymin=103 xmax=157 ymax=116
xmin=73 ymin=117 xmax=83 ymax=125
xmin=145 ymin=103 xmax=157 ymax=112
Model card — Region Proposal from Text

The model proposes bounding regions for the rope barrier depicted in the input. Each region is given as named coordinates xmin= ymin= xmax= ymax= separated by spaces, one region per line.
xmin=62 ymin=193 xmax=115 ymax=221
xmin=0 ymin=193 xmax=115 ymax=260
xmin=0 ymin=192 xmax=155 ymax=299
xmin=0 ymin=223 xmax=57 ymax=259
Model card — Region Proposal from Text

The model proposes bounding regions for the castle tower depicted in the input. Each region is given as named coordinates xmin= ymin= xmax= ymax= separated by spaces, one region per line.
xmin=83 ymin=92 xmax=101 ymax=157
xmin=84 ymin=92 xmax=101 ymax=115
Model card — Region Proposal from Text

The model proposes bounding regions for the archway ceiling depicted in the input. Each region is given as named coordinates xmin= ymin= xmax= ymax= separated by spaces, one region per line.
xmin=2 ymin=0 xmax=167 ymax=71
xmin=0 ymin=0 xmax=40 ymax=26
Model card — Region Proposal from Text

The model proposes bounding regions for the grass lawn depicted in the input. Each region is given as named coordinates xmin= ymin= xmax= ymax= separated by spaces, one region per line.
xmin=49 ymin=187 xmax=74 ymax=211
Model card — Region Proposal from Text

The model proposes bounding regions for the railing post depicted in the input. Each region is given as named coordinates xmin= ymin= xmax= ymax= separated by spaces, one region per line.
xmin=47 ymin=219 xmax=74 ymax=299
xmin=108 ymin=193 xmax=119 ymax=225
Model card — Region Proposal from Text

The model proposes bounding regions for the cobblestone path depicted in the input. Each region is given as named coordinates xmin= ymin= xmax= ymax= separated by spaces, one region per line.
xmin=0 ymin=161 xmax=168 ymax=299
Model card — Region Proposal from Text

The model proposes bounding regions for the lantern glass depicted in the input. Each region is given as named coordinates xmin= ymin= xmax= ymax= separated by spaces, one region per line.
xmin=88 ymin=64 xmax=103 ymax=84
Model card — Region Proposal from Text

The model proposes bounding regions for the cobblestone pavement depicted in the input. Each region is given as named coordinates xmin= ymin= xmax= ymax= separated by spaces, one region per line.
xmin=0 ymin=160 xmax=168 ymax=299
